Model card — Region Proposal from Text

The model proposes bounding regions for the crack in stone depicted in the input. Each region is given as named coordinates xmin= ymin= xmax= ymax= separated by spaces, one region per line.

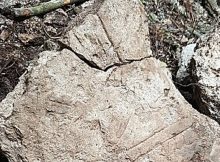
xmin=58 ymin=40 xmax=103 ymax=70
xmin=132 ymin=124 xmax=193 ymax=161
xmin=127 ymin=117 xmax=193 ymax=161
xmin=58 ymin=40 xmax=151 ymax=72
xmin=103 ymin=56 xmax=152 ymax=71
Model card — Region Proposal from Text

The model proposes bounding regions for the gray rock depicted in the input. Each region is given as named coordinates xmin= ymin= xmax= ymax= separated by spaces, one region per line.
xmin=0 ymin=0 xmax=220 ymax=162
xmin=192 ymin=29 xmax=220 ymax=122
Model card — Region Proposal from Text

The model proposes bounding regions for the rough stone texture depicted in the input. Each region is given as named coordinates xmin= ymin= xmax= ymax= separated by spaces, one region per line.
xmin=192 ymin=29 xmax=220 ymax=122
xmin=62 ymin=0 xmax=151 ymax=70
xmin=0 ymin=0 xmax=220 ymax=162
xmin=1 ymin=48 xmax=220 ymax=162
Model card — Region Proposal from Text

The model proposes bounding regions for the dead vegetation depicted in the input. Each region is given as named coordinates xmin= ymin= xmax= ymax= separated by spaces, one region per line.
xmin=144 ymin=0 xmax=218 ymax=74
xmin=144 ymin=0 xmax=219 ymax=111
xmin=0 ymin=0 xmax=95 ymax=101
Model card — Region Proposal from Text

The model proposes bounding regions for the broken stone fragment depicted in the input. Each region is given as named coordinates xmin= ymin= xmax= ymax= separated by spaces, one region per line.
xmin=192 ymin=29 xmax=220 ymax=122
xmin=61 ymin=0 xmax=152 ymax=70
xmin=0 ymin=29 xmax=10 ymax=41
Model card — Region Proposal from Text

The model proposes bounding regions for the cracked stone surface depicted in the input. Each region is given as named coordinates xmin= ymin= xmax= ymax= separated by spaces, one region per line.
xmin=0 ymin=0 xmax=220 ymax=162
xmin=62 ymin=0 xmax=151 ymax=70
xmin=192 ymin=29 xmax=220 ymax=123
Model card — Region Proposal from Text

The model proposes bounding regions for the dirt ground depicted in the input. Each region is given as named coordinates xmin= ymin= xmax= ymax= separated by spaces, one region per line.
xmin=0 ymin=0 xmax=218 ymax=101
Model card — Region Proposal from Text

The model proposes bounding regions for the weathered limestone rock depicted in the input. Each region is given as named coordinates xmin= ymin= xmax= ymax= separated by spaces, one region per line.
xmin=1 ymin=48 xmax=220 ymax=162
xmin=62 ymin=0 xmax=151 ymax=70
xmin=192 ymin=29 xmax=220 ymax=122
xmin=0 ymin=0 xmax=220 ymax=162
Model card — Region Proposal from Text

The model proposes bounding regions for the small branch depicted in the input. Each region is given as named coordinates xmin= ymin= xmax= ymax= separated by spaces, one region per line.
xmin=12 ymin=0 xmax=88 ymax=17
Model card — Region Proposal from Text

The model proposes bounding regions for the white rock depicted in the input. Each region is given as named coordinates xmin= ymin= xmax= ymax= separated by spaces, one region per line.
xmin=176 ymin=43 xmax=196 ymax=81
